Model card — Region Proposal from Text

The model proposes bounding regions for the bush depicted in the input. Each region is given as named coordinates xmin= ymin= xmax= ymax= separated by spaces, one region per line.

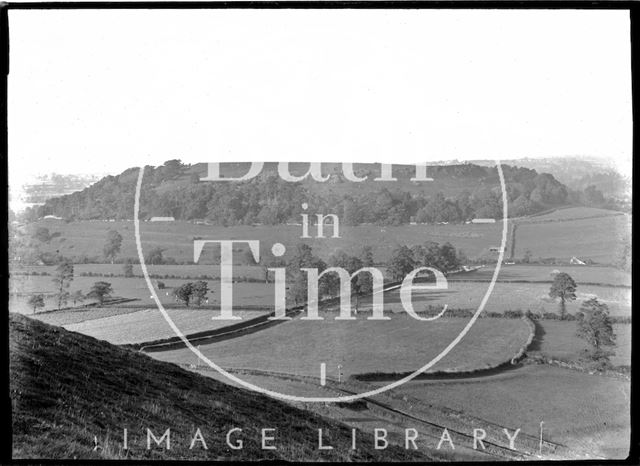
xmin=542 ymin=312 xmax=559 ymax=320
xmin=524 ymin=310 xmax=540 ymax=320
xmin=157 ymin=281 xmax=166 ymax=290
xmin=504 ymin=310 xmax=524 ymax=319
xmin=446 ymin=308 xmax=474 ymax=318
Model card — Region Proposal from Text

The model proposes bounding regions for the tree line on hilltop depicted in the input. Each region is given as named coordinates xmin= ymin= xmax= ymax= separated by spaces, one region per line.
xmin=21 ymin=160 xmax=614 ymax=226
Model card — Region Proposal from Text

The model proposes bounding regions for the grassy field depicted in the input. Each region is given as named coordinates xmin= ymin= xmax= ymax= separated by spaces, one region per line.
xmin=20 ymin=218 xmax=504 ymax=262
xmin=530 ymin=320 xmax=631 ymax=367
xmin=10 ymin=314 xmax=431 ymax=461
xmin=521 ymin=206 xmax=627 ymax=222
xmin=386 ymin=365 xmax=630 ymax=458
xmin=513 ymin=213 xmax=630 ymax=264
xmin=10 ymin=274 xmax=275 ymax=314
xmin=356 ymin=281 xmax=631 ymax=317
xmin=32 ymin=306 xmax=144 ymax=327
xmin=63 ymin=308 xmax=271 ymax=345
xmin=18 ymin=206 xmax=631 ymax=264
xmin=154 ymin=314 xmax=531 ymax=377
xmin=12 ymin=260 xmax=630 ymax=319
xmin=451 ymin=264 xmax=631 ymax=287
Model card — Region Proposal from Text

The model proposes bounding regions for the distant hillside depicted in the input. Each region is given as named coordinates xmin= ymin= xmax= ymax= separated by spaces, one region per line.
xmin=9 ymin=314 xmax=430 ymax=461
xmin=472 ymin=157 xmax=631 ymax=202
xmin=30 ymin=161 xmax=572 ymax=225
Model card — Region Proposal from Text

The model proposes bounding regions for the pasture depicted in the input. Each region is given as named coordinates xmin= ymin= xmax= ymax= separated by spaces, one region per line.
xmin=154 ymin=315 xmax=531 ymax=377
xmin=531 ymin=320 xmax=631 ymax=367
xmin=19 ymin=206 xmax=631 ymax=265
xmin=451 ymin=264 xmax=631 ymax=287
xmin=513 ymin=213 xmax=630 ymax=264
xmin=20 ymin=218 xmax=505 ymax=263
xmin=521 ymin=206 xmax=627 ymax=222
xmin=11 ymin=263 xmax=630 ymax=319
xmin=355 ymin=281 xmax=631 ymax=317
xmin=9 ymin=273 xmax=275 ymax=314
xmin=389 ymin=365 xmax=630 ymax=458
xmin=63 ymin=307 xmax=271 ymax=345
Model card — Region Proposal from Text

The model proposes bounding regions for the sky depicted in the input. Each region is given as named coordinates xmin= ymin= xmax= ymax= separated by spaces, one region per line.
xmin=8 ymin=9 xmax=633 ymax=190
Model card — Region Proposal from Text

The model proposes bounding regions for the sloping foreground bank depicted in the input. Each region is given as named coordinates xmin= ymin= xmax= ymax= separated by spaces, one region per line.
xmin=9 ymin=314 xmax=431 ymax=461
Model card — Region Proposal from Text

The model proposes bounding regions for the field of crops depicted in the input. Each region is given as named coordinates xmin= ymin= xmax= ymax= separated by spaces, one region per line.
xmin=63 ymin=307 xmax=271 ymax=345
xmin=389 ymin=365 xmax=630 ymax=458
xmin=154 ymin=314 xmax=531 ymax=377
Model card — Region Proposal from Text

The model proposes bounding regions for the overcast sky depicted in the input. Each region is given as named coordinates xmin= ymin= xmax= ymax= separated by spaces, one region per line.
xmin=8 ymin=9 xmax=632 ymax=189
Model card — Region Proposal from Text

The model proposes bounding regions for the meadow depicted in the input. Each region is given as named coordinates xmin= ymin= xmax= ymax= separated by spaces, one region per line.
xmin=64 ymin=307 xmax=271 ymax=345
xmin=11 ymin=263 xmax=630 ymax=319
xmin=388 ymin=365 xmax=630 ymax=458
xmin=531 ymin=320 xmax=631 ymax=367
xmin=450 ymin=264 xmax=631 ymax=287
xmin=154 ymin=314 xmax=532 ymax=377
xmin=9 ymin=274 xmax=275 ymax=314
xmin=19 ymin=206 xmax=631 ymax=265
xmin=513 ymin=214 xmax=630 ymax=264
xmin=355 ymin=281 xmax=631 ymax=317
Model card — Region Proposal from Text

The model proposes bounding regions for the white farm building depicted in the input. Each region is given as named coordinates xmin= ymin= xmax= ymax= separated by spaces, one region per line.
xmin=470 ymin=218 xmax=496 ymax=224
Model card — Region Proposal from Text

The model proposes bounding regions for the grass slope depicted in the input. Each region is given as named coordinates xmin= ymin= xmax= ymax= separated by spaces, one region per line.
xmin=9 ymin=314 xmax=430 ymax=461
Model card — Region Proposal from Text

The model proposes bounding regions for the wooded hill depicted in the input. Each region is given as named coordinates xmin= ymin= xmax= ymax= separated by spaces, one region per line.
xmin=32 ymin=161 xmax=572 ymax=225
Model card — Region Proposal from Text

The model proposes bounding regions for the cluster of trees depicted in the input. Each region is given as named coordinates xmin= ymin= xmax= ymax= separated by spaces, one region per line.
xmin=172 ymin=281 xmax=210 ymax=307
xmin=30 ymin=160 xmax=573 ymax=226
xmin=27 ymin=261 xmax=114 ymax=313
xmin=548 ymin=272 xmax=616 ymax=364
xmin=280 ymin=241 xmax=461 ymax=308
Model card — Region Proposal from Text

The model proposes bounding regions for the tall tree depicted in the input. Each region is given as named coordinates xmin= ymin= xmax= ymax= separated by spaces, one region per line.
xmin=576 ymin=298 xmax=616 ymax=361
xmin=28 ymin=294 xmax=45 ymax=314
xmin=388 ymin=245 xmax=416 ymax=282
xmin=286 ymin=244 xmax=326 ymax=306
xmin=52 ymin=261 xmax=74 ymax=310
xmin=87 ymin=281 xmax=113 ymax=305
xmin=356 ymin=246 xmax=376 ymax=304
xmin=549 ymin=272 xmax=577 ymax=320
xmin=191 ymin=281 xmax=209 ymax=306
xmin=103 ymin=230 xmax=123 ymax=264
xmin=174 ymin=282 xmax=194 ymax=307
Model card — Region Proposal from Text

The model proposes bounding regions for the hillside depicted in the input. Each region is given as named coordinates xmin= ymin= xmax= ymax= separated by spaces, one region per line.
xmin=9 ymin=314 xmax=431 ymax=461
xmin=29 ymin=161 xmax=572 ymax=225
